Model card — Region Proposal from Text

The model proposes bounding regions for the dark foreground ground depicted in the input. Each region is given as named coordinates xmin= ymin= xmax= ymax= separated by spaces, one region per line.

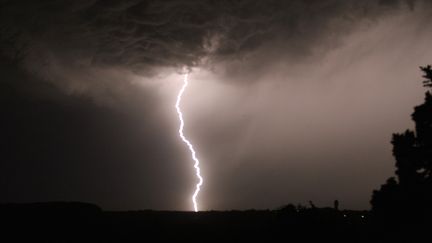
xmin=0 ymin=202 xmax=429 ymax=242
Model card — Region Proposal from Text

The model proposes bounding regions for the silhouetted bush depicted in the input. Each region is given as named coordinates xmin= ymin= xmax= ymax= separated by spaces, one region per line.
xmin=371 ymin=65 xmax=432 ymax=221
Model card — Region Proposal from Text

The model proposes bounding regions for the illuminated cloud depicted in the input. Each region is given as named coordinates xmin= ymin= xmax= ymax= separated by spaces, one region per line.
xmin=1 ymin=1 xmax=423 ymax=83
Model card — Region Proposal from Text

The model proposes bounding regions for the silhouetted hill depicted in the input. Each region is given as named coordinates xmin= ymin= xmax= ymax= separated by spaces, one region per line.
xmin=1 ymin=202 xmax=102 ymax=242
xmin=1 ymin=202 xmax=428 ymax=242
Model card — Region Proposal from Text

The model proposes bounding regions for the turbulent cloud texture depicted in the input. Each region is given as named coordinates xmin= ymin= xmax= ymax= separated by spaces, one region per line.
xmin=1 ymin=1 xmax=420 ymax=81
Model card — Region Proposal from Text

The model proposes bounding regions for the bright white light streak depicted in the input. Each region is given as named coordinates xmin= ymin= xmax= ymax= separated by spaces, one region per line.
xmin=175 ymin=73 xmax=204 ymax=212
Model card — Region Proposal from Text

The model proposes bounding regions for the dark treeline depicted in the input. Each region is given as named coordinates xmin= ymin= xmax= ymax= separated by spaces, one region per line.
xmin=0 ymin=201 xmax=372 ymax=242
xmin=0 ymin=201 xmax=423 ymax=242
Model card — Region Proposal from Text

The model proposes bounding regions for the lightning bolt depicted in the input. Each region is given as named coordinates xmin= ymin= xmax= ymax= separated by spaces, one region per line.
xmin=175 ymin=73 xmax=203 ymax=212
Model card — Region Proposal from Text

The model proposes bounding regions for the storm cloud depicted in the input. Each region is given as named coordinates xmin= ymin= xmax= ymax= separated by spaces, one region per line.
xmin=1 ymin=1 xmax=422 ymax=88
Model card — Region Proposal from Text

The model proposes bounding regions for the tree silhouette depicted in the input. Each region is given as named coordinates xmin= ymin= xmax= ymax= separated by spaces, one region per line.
xmin=371 ymin=65 xmax=432 ymax=220
xmin=421 ymin=65 xmax=432 ymax=88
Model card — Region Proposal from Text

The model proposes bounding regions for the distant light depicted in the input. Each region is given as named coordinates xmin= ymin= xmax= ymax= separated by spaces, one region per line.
xmin=361 ymin=215 xmax=365 ymax=218
xmin=343 ymin=214 xmax=347 ymax=217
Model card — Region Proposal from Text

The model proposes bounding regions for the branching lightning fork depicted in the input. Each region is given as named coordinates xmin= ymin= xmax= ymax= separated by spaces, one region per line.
xmin=175 ymin=73 xmax=204 ymax=212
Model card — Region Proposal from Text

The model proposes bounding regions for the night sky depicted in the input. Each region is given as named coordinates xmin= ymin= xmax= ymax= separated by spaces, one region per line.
xmin=1 ymin=0 xmax=432 ymax=211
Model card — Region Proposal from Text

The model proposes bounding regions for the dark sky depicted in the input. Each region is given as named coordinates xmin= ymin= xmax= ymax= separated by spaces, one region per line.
xmin=1 ymin=0 xmax=432 ymax=211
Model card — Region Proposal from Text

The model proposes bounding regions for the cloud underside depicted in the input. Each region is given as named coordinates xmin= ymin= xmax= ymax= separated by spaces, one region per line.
xmin=0 ymin=0 xmax=418 ymax=76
